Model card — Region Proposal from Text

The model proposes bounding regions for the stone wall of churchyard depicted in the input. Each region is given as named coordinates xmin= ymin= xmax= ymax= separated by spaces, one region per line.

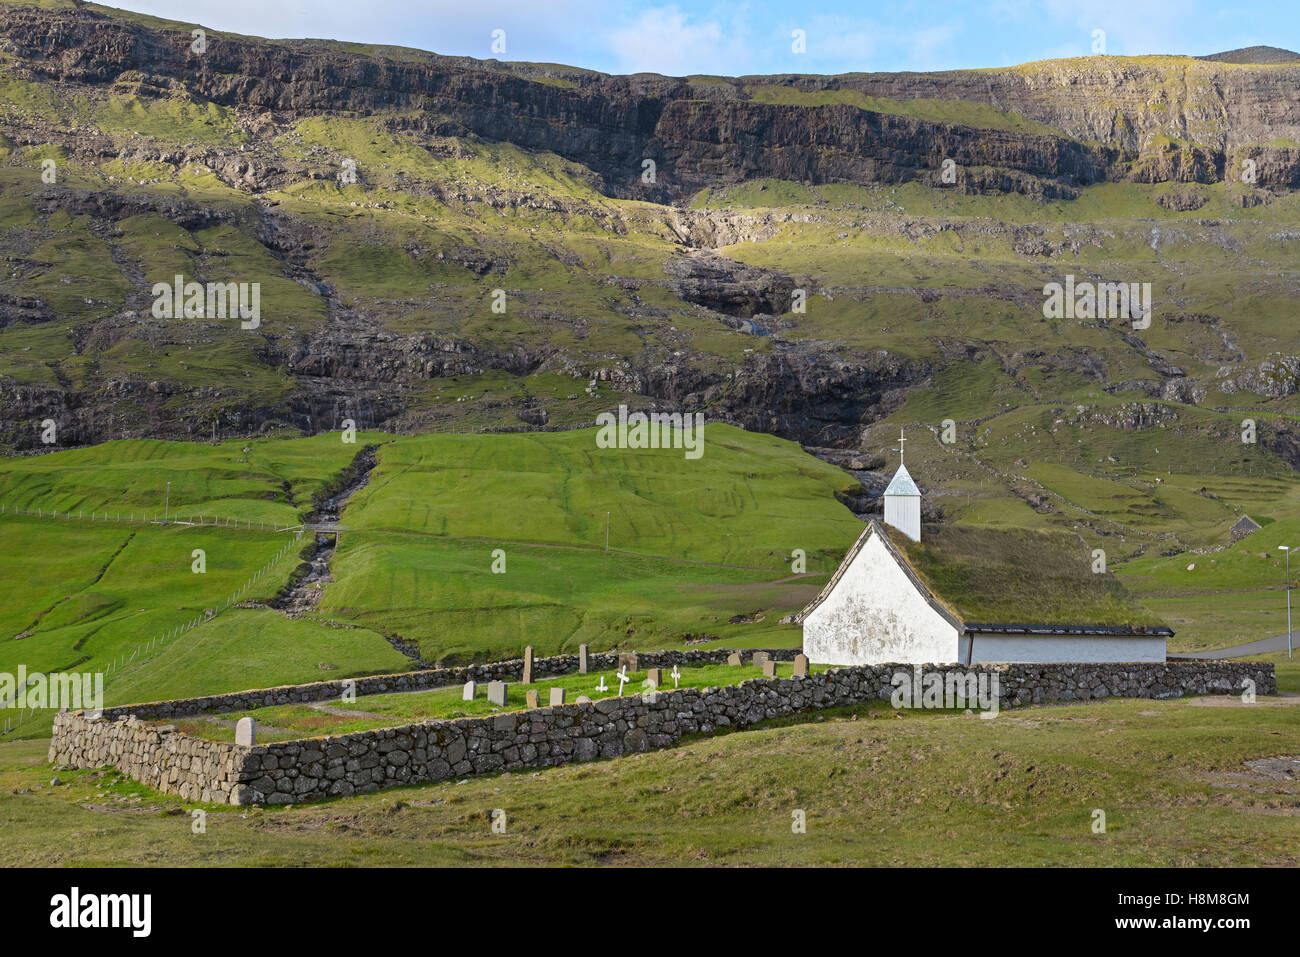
xmin=47 ymin=709 xmax=245 ymax=803
xmin=49 ymin=659 xmax=1273 ymax=806
xmin=90 ymin=648 xmax=801 ymax=722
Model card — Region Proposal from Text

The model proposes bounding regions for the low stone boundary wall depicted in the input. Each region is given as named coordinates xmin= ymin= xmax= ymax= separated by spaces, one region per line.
xmin=49 ymin=708 xmax=245 ymax=804
xmin=49 ymin=659 xmax=1274 ymax=806
xmin=91 ymin=648 xmax=800 ymax=722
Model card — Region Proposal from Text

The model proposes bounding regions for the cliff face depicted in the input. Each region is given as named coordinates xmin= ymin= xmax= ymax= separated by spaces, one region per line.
xmin=647 ymin=101 xmax=1112 ymax=198
xmin=0 ymin=2 xmax=1297 ymax=455
xmin=801 ymin=60 xmax=1300 ymax=153
xmin=3 ymin=3 xmax=1299 ymax=201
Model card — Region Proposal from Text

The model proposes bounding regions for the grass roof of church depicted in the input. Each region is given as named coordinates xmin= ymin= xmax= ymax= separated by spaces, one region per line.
xmin=887 ymin=524 xmax=1167 ymax=630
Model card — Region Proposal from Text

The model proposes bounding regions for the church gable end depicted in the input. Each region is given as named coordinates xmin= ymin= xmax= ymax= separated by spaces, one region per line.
xmin=801 ymin=523 xmax=961 ymax=666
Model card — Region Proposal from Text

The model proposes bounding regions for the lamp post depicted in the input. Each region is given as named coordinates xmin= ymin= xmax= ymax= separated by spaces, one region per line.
xmin=1279 ymin=545 xmax=1293 ymax=660
xmin=164 ymin=481 xmax=171 ymax=524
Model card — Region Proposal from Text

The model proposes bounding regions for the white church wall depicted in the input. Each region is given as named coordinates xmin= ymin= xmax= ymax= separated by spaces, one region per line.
xmin=883 ymin=494 xmax=920 ymax=542
xmin=804 ymin=533 xmax=960 ymax=665
xmin=964 ymin=634 xmax=1166 ymax=664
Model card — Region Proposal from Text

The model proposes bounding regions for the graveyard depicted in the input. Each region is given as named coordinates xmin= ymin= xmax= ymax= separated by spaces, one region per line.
xmin=47 ymin=646 xmax=1272 ymax=806
xmin=159 ymin=657 xmax=825 ymax=744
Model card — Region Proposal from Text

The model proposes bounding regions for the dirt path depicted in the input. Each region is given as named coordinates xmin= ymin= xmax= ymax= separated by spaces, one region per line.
xmin=305 ymin=701 xmax=392 ymax=719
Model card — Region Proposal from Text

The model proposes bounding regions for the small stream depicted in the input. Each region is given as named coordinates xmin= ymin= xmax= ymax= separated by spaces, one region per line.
xmin=271 ymin=446 xmax=376 ymax=616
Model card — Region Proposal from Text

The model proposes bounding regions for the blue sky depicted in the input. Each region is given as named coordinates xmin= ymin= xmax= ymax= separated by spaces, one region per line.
xmin=112 ymin=0 xmax=1299 ymax=75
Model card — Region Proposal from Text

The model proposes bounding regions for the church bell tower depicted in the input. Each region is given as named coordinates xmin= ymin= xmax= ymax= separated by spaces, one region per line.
xmin=882 ymin=428 xmax=921 ymax=542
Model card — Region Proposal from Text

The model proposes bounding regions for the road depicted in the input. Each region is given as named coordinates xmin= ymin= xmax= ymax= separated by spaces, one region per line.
xmin=1177 ymin=632 xmax=1296 ymax=659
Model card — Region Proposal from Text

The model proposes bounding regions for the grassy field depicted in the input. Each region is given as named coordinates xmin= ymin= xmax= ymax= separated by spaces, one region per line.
xmin=320 ymin=534 xmax=823 ymax=663
xmin=0 ymin=433 xmax=391 ymax=526
xmin=0 ymin=513 xmax=411 ymax=737
xmin=1111 ymin=517 xmax=1300 ymax=650
xmin=316 ymin=424 xmax=863 ymax=662
xmin=6 ymin=688 xmax=1298 ymax=866
xmin=343 ymin=425 xmax=859 ymax=565
xmin=0 ymin=426 xmax=863 ymax=735
xmin=0 ymin=516 xmax=297 ymax=679
xmin=0 ymin=429 xmax=415 ymax=737
xmin=104 ymin=611 xmax=411 ymax=708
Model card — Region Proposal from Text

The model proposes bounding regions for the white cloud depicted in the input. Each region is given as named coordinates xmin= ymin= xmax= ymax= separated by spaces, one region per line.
xmin=113 ymin=0 xmax=602 ymax=62
xmin=607 ymin=5 xmax=756 ymax=75
xmin=802 ymin=16 xmax=879 ymax=69
xmin=789 ymin=14 xmax=963 ymax=73
xmin=906 ymin=24 xmax=961 ymax=70
xmin=1040 ymin=0 xmax=1194 ymax=56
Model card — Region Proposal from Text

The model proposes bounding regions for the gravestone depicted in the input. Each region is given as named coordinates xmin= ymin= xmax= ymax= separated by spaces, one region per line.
xmin=522 ymin=645 xmax=534 ymax=685
xmin=792 ymin=653 xmax=810 ymax=677
xmin=726 ymin=652 xmax=743 ymax=666
xmin=462 ymin=680 xmax=477 ymax=701
xmin=645 ymin=667 xmax=661 ymax=688
xmin=235 ymin=717 xmax=255 ymax=747
xmin=762 ymin=660 xmax=778 ymax=677
xmin=618 ymin=651 xmax=639 ymax=672
xmin=526 ymin=690 xmax=539 ymax=709
xmin=549 ymin=687 xmax=566 ymax=706
xmin=752 ymin=651 xmax=770 ymax=669
xmin=487 ymin=681 xmax=508 ymax=707
xmin=579 ymin=643 xmax=589 ymax=674
xmin=575 ymin=695 xmax=592 ymax=704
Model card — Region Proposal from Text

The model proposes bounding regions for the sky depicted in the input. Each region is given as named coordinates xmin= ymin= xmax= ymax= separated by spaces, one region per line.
xmin=108 ymin=0 xmax=1300 ymax=75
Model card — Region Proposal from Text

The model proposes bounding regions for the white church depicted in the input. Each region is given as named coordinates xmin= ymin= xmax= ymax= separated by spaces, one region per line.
xmin=797 ymin=431 xmax=1172 ymax=665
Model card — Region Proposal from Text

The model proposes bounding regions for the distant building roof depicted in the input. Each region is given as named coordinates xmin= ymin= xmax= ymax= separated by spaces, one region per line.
xmin=884 ymin=463 xmax=920 ymax=497
xmin=1231 ymin=515 xmax=1262 ymax=533
xmin=796 ymin=520 xmax=1172 ymax=637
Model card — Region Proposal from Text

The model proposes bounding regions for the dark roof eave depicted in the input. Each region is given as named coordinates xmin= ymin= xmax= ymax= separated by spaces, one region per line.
xmin=963 ymin=622 xmax=1174 ymax=637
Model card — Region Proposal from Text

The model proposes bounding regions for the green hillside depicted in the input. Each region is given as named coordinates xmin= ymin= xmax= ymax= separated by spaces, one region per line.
xmin=320 ymin=424 xmax=864 ymax=662
xmin=0 ymin=424 xmax=864 ymax=730
xmin=0 ymin=432 xmax=389 ymax=524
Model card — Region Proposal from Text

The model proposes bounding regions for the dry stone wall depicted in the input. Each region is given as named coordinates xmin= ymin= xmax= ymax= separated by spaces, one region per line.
xmin=50 ymin=659 xmax=1273 ymax=806
xmin=47 ymin=710 xmax=245 ymax=803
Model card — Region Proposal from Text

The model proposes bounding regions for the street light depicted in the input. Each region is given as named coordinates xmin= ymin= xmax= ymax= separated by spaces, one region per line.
xmin=1279 ymin=545 xmax=1293 ymax=660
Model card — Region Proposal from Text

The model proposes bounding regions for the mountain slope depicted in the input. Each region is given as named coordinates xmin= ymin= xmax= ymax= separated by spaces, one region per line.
xmin=1200 ymin=46 xmax=1300 ymax=64
xmin=0 ymin=0 xmax=1298 ymax=574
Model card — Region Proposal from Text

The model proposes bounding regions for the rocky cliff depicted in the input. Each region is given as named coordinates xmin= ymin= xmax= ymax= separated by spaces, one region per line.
xmin=4 ymin=4 xmax=1300 ymax=199
xmin=0 ymin=1 xmax=1297 ymax=459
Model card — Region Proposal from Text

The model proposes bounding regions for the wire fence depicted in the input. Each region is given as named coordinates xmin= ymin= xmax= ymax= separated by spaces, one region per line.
xmin=0 ymin=527 xmax=306 ymax=734
xmin=0 ymin=502 xmax=301 ymax=533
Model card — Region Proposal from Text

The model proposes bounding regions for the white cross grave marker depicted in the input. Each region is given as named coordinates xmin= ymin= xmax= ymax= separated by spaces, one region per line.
xmin=595 ymin=675 xmax=608 ymax=693
xmin=671 ymin=665 xmax=681 ymax=688
xmin=616 ymin=666 xmax=631 ymax=696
